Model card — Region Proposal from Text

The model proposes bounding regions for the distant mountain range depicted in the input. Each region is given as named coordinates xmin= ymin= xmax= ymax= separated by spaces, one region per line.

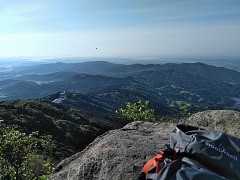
xmin=1 ymin=61 xmax=240 ymax=116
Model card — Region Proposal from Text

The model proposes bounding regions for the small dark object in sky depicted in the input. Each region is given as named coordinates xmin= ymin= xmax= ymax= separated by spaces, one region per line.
xmin=96 ymin=47 xmax=98 ymax=49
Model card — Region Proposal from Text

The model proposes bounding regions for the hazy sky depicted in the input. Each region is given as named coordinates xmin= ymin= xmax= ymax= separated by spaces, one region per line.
xmin=0 ymin=0 xmax=240 ymax=58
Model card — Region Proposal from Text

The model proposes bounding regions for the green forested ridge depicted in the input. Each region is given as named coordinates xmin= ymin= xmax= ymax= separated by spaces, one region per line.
xmin=0 ymin=99 xmax=127 ymax=161
xmin=44 ymin=89 xmax=174 ymax=116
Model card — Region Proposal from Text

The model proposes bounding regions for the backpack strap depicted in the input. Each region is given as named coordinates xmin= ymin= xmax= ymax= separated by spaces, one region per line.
xmin=141 ymin=144 xmax=177 ymax=175
xmin=141 ymin=150 xmax=165 ymax=175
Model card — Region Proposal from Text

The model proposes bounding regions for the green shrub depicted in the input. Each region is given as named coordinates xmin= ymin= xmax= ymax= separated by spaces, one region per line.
xmin=0 ymin=125 xmax=54 ymax=180
xmin=116 ymin=100 xmax=155 ymax=122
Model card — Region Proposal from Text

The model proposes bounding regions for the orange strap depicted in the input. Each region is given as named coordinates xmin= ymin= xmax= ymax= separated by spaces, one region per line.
xmin=141 ymin=150 xmax=164 ymax=174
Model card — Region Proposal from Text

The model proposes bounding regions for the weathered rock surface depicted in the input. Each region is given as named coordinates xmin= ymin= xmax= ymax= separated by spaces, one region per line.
xmin=48 ymin=110 xmax=240 ymax=180
xmin=48 ymin=122 xmax=175 ymax=180
xmin=183 ymin=110 xmax=240 ymax=137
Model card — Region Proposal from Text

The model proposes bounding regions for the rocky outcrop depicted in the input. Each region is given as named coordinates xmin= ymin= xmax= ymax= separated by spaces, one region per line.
xmin=183 ymin=110 xmax=240 ymax=137
xmin=48 ymin=122 xmax=175 ymax=180
xmin=48 ymin=110 xmax=240 ymax=180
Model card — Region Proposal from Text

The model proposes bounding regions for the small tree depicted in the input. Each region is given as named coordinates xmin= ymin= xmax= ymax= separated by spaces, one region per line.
xmin=0 ymin=125 xmax=54 ymax=180
xmin=180 ymin=104 xmax=191 ymax=118
xmin=116 ymin=100 xmax=155 ymax=122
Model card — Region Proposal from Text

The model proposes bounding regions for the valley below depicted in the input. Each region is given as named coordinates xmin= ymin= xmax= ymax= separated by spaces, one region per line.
xmin=0 ymin=59 xmax=240 ymax=115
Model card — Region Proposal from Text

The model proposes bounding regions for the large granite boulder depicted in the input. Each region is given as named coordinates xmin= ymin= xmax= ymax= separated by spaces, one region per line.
xmin=48 ymin=122 xmax=175 ymax=180
xmin=48 ymin=110 xmax=240 ymax=180
xmin=183 ymin=110 xmax=240 ymax=137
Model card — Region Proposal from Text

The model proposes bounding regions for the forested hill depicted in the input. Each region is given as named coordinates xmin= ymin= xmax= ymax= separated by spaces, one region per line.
xmin=0 ymin=99 xmax=127 ymax=160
